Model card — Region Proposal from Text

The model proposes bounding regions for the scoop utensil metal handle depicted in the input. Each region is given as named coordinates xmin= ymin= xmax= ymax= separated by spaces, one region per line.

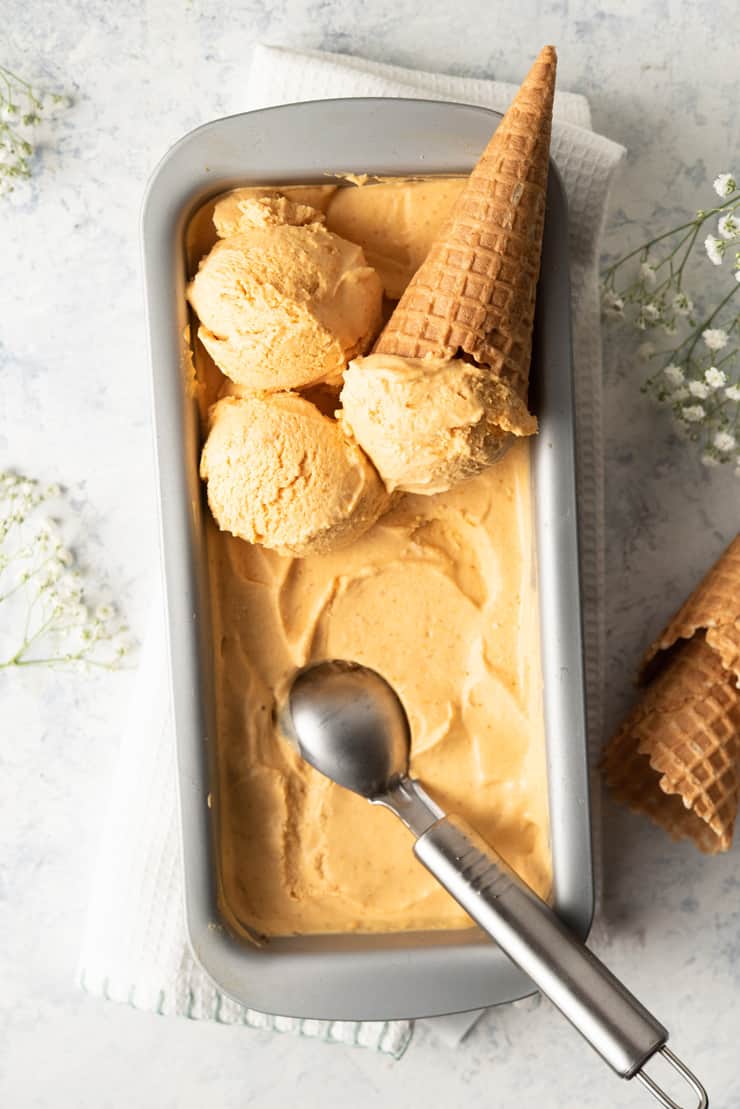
xmin=283 ymin=660 xmax=708 ymax=1108
xmin=409 ymin=800 xmax=705 ymax=1106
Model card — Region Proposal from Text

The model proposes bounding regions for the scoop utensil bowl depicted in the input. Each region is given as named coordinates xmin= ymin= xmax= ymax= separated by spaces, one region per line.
xmin=283 ymin=659 xmax=708 ymax=1109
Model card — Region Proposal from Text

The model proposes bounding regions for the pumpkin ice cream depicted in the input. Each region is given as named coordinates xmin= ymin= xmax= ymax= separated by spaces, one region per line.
xmin=209 ymin=443 xmax=549 ymax=936
xmin=200 ymin=392 xmax=388 ymax=557
xmin=340 ymin=353 xmax=536 ymax=495
xmin=186 ymin=177 xmax=551 ymax=936
xmin=187 ymin=196 xmax=383 ymax=392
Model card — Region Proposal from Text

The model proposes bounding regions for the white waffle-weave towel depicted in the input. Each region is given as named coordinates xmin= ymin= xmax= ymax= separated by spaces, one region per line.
xmin=78 ymin=44 xmax=625 ymax=1058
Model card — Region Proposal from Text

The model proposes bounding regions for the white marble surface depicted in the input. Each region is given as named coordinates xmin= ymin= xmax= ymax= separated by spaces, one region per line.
xmin=1 ymin=3 xmax=739 ymax=1107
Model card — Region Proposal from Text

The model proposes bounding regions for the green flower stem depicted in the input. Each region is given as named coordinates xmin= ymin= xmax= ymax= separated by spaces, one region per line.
xmin=21 ymin=574 xmax=51 ymax=644
xmin=603 ymin=194 xmax=740 ymax=283
xmin=0 ymin=62 xmax=36 ymax=89
xmin=672 ymin=223 xmax=701 ymax=290
xmin=0 ymin=656 xmax=120 ymax=671
xmin=0 ymin=68 xmax=16 ymax=104
xmin=12 ymin=607 xmax=60 ymax=664
xmin=618 ymin=227 xmax=698 ymax=301
xmin=0 ymin=63 xmax=40 ymax=96
xmin=0 ymin=553 xmax=57 ymax=604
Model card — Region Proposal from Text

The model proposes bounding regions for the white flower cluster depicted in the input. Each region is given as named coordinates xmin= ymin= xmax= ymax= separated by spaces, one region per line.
xmin=673 ymin=292 xmax=694 ymax=317
xmin=714 ymin=174 xmax=737 ymax=199
xmin=602 ymin=288 xmax=625 ymax=319
xmin=602 ymin=170 xmax=740 ymax=475
xmin=0 ymin=64 xmax=67 ymax=199
xmin=705 ymin=171 xmax=740 ymax=280
xmin=0 ymin=471 xmax=132 ymax=670
xmin=659 ymin=360 xmax=740 ymax=470
xmin=601 ymin=266 xmax=690 ymax=337
xmin=702 ymin=327 xmax=729 ymax=351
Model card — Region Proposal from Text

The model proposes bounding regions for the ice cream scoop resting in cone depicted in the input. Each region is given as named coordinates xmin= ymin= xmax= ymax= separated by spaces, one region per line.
xmin=341 ymin=46 xmax=556 ymax=495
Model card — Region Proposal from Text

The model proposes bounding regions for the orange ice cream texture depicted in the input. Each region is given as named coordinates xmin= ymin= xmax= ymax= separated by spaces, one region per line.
xmin=187 ymin=195 xmax=383 ymax=393
xmin=341 ymin=45 xmax=556 ymax=495
xmin=184 ymin=177 xmax=552 ymax=935
xmin=200 ymin=392 xmax=389 ymax=558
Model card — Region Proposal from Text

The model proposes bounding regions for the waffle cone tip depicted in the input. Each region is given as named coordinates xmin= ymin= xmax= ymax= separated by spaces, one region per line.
xmin=374 ymin=45 xmax=557 ymax=411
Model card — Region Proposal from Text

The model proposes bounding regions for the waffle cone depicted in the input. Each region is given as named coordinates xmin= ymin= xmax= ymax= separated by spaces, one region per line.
xmin=374 ymin=45 xmax=556 ymax=410
xmin=603 ymin=532 xmax=740 ymax=852
xmin=603 ymin=636 xmax=740 ymax=853
xmin=642 ymin=533 xmax=740 ymax=682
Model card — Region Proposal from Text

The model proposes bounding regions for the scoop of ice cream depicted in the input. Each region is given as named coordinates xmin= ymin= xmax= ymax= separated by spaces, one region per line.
xmin=200 ymin=394 xmax=389 ymax=556
xmin=187 ymin=201 xmax=383 ymax=392
xmin=213 ymin=190 xmax=337 ymax=238
xmin=340 ymin=354 xmax=537 ymax=495
xmin=214 ymin=193 xmax=324 ymax=234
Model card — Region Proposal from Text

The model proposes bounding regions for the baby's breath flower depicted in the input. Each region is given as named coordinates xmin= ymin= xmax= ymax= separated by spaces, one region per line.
xmin=37 ymin=519 xmax=61 ymax=550
xmin=664 ymin=364 xmax=684 ymax=386
xmin=714 ymin=431 xmax=736 ymax=452
xmin=713 ymin=173 xmax=737 ymax=198
xmin=0 ymin=472 xmax=131 ymax=671
xmin=113 ymin=631 xmax=133 ymax=657
xmin=0 ymin=65 xmax=68 ymax=199
xmin=705 ymin=235 xmax=725 ymax=265
xmin=702 ymin=328 xmax=729 ymax=351
xmin=602 ymin=173 xmax=740 ymax=475
xmin=705 ymin=365 xmax=727 ymax=389
xmin=640 ymin=262 xmax=657 ymax=287
xmin=601 ymin=289 xmax=624 ymax=318
xmin=58 ymin=574 xmax=83 ymax=602
xmin=672 ymin=292 xmax=694 ymax=316
xmin=40 ymin=563 xmax=62 ymax=587
xmin=718 ymin=213 xmax=739 ymax=240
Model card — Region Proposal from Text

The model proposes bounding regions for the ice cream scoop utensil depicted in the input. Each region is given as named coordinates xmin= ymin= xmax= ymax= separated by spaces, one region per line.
xmin=282 ymin=660 xmax=707 ymax=1109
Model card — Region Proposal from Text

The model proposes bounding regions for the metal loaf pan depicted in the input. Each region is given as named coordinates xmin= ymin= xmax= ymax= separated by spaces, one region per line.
xmin=142 ymin=98 xmax=593 ymax=1021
